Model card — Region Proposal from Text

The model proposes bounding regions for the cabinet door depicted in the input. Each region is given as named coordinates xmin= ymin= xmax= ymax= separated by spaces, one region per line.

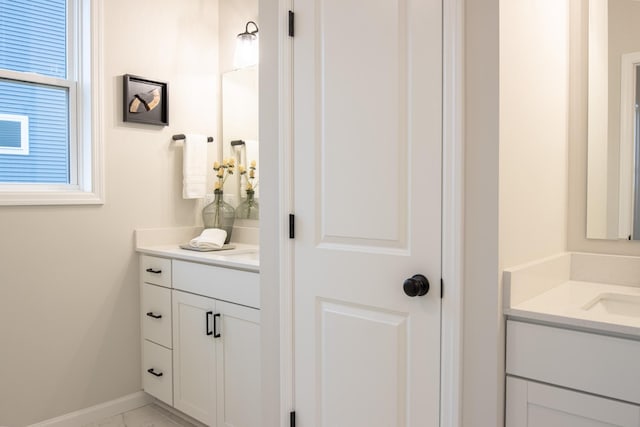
xmin=173 ymin=290 xmax=217 ymax=425
xmin=506 ymin=377 xmax=640 ymax=427
xmin=216 ymin=300 xmax=261 ymax=427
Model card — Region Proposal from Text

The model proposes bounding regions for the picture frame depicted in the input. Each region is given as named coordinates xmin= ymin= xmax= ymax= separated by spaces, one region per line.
xmin=123 ymin=74 xmax=169 ymax=126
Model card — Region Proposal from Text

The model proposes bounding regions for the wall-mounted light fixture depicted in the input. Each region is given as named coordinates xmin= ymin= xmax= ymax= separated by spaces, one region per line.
xmin=234 ymin=21 xmax=259 ymax=69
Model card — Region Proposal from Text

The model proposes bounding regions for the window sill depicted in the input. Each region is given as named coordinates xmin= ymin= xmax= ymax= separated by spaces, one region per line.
xmin=0 ymin=186 xmax=104 ymax=206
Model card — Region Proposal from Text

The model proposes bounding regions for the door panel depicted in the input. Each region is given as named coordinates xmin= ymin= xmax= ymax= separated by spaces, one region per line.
xmin=318 ymin=300 xmax=408 ymax=427
xmin=293 ymin=0 xmax=443 ymax=425
xmin=318 ymin=0 xmax=408 ymax=247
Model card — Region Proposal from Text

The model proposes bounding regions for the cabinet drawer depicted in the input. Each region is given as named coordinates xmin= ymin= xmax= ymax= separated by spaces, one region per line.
xmin=142 ymin=340 xmax=173 ymax=405
xmin=173 ymin=260 xmax=259 ymax=308
xmin=141 ymin=255 xmax=172 ymax=287
xmin=506 ymin=320 xmax=640 ymax=404
xmin=141 ymin=283 xmax=172 ymax=348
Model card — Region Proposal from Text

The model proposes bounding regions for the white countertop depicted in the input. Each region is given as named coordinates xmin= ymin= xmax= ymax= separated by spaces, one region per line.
xmin=135 ymin=226 xmax=259 ymax=272
xmin=137 ymin=243 xmax=259 ymax=272
xmin=505 ymin=280 xmax=640 ymax=337
xmin=504 ymin=252 xmax=640 ymax=338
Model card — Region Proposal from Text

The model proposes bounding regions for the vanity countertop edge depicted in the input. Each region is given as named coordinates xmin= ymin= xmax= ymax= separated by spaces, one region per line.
xmin=136 ymin=244 xmax=259 ymax=272
xmin=504 ymin=252 xmax=640 ymax=339
xmin=135 ymin=227 xmax=259 ymax=272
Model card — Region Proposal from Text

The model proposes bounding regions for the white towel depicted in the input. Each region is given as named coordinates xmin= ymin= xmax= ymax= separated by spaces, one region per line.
xmin=188 ymin=228 xmax=227 ymax=250
xmin=182 ymin=134 xmax=208 ymax=199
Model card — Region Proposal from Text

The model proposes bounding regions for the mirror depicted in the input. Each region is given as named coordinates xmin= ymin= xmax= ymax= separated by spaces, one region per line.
xmin=221 ymin=66 xmax=259 ymax=219
xmin=587 ymin=0 xmax=640 ymax=239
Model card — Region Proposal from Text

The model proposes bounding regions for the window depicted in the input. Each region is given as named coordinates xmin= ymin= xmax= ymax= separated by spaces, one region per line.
xmin=0 ymin=0 xmax=103 ymax=205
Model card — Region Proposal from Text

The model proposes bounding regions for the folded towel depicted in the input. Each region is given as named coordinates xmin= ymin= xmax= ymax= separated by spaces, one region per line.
xmin=188 ymin=228 xmax=227 ymax=250
xmin=182 ymin=134 xmax=208 ymax=199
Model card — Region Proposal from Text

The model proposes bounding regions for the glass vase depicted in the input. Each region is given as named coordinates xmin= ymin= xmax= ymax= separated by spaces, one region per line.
xmin=202 ymin=190 xmax=235 ymax=243
xmin=235 ymin=190 xmax=260 ymax=220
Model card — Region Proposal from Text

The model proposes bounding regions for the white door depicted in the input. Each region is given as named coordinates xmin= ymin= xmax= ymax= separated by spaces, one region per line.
xmin=172 ymin=290 xmax=217 ymax=425
xmin=216 ymin=300 xmax=261 ymax=427
xmin=293 ymin=0 xmax=443 ymax=425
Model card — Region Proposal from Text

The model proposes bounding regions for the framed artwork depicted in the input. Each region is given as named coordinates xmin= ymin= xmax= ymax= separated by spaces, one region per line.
xmin=123 ymin=74 xmax=169 ymax=126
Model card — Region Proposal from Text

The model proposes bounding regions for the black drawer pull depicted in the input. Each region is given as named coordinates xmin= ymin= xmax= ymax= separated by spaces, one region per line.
xmin=145 ymin=268 xmax=162 ymax=274
xmin=206 ymin=311 xmax=214 ymax=336
xmin=147 ymin=368 xmax=163 ymax=377
xmin=214 ymin=313 xmax=221 ymax=338
xmin=146 ymin=312 xmax=162 ymax=319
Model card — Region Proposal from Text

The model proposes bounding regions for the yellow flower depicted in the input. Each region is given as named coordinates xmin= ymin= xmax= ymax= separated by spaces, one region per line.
xmin=217 ymin=169 xmax=224 ymax=178
xmin=238 ymin=165 xmax=246 ymax=174
xmin=249 ymin=169 xmax=255 ymax=179
xmin=214 ymin=181 xmax=221 ymax=190
xmin=213 ymin=161 xmax=220 ymax=170
xmin=229 ymin=158 xmax=235 ymax=166
xmin=250 ymin=160 xmax=257 ymax=168
xmin=246 ymin=182 xmax=253 ymax=191
xmin=222 ymin=158 xmax=229 ymax=167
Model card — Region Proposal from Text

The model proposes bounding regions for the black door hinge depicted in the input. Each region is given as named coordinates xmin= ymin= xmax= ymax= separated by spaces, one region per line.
xmin=289 ymin=214 xmax=295 ymax=239
xmin=288 ymin=11 xmax=295 ymax=37
xmin=290 ymin=411 xmax=296 ymax=427
xmin=440 ymin=278 xmax=444 ymax=299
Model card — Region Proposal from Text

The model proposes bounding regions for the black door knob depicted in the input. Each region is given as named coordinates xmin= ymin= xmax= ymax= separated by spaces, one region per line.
xmin=403 ymin=274 xmax=430 ymax=297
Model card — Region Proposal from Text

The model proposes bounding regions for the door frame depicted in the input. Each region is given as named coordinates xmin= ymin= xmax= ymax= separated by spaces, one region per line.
xmin=259 ymin=0 xmax=465 ymax=425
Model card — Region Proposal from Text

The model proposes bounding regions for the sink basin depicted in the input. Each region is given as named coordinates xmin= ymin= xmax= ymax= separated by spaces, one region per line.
xmin=582 ymin=293 xmax=640 ymax=318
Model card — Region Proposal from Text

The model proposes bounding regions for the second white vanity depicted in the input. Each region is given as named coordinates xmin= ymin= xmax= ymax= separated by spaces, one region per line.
xmin=504 ymin=252 xmax=640 ymax=427
xmin=136 ymin=228 xmax=260 ymax=427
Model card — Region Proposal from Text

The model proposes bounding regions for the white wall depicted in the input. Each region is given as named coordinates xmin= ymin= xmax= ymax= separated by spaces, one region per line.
xmin=0 ymin=1 xmax=219 ymax=425
xmin=500 ymin=0 xmax=569 ymax=270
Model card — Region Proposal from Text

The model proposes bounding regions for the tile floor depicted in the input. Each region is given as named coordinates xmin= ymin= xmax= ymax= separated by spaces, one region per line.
xmin=83 ymin=404 xmax=197 ymax=427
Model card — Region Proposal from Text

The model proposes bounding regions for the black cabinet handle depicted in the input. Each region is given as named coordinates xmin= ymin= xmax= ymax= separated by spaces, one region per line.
xmin=145 ymin=268 xmax=162 ymax=274
xmin=206 ymin=311 xmax=214 ymax=336
xmin=146 ymin=312 xmax=162 ymax=319
xmin=214 ymin=313 xmax=221 ymax=338
xmin=147 ymin=368 xmax=163 ymax=377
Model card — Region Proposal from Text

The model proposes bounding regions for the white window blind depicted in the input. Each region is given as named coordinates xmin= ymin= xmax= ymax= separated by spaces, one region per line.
xmin=0 ymin=0 xmax=69 ymax=183
xmin=0 ymin=0 xmax=104 ymax=205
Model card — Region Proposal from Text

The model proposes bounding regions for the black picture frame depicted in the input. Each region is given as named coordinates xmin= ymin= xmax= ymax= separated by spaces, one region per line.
xmin=123 ymin=74 xmax=169 ymax=126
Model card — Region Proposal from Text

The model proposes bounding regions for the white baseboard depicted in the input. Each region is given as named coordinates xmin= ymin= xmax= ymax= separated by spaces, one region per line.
xmin=28 ymin=391 xmax=153 ymax=427
xmin=152 ymin=400 xmax=207 ymax=427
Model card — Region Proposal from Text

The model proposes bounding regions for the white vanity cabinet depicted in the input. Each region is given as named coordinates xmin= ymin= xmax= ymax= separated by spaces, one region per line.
xmin=507 ymin=377 xmax=640 ymax=427
xmin=139 ymin=254 xmax=260 ymax=427
xmin=505 ymin=320 xmax=640 ymax=427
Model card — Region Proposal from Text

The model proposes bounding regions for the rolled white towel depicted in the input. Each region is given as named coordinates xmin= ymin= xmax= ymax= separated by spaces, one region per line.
xmin=188 ymin=228 xmax=227 ymax=250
